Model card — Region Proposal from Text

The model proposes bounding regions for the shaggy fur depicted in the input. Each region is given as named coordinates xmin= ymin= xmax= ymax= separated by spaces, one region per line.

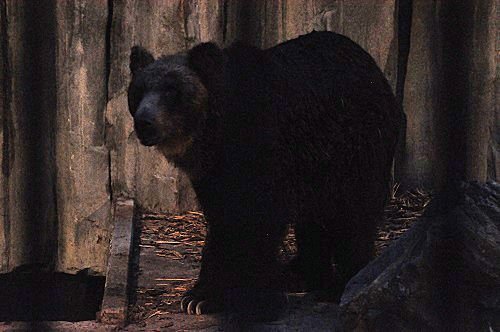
xmin=128 ymin=31 xmax=403 ymax=321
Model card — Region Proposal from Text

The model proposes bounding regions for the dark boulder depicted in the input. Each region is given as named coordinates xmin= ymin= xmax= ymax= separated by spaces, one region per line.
xmin=340 ymin=181 xmax=500 ymax=331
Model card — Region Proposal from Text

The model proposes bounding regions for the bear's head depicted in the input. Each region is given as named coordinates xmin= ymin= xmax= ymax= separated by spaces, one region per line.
xmin=128 ymin=44 xmax=223 ymax=159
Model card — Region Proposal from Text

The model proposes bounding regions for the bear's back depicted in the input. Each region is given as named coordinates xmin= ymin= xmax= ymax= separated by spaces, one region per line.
xmin=264 ymin=31 xmax=397 ymax=123
xmin=220 ymin=32 xmax=401 ymax=207
xmin=265 ymin=32 xmax=400 ymax=211
xmin=259 ymin=31 xmax=400 ymax=162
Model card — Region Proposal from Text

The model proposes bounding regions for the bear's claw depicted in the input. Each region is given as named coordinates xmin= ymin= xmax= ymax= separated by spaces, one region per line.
xmin=180 ymin=295 xmax=193 ymax=313
xmin=186 ymin=299 xmax=197 ymax=315
xmin=181 ymin=295 xmax=219 ymax=315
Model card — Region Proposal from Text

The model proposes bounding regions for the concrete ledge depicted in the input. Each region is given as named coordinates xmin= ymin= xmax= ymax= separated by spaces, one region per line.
xmin=98 ymin=199 xmax=135 ymax=327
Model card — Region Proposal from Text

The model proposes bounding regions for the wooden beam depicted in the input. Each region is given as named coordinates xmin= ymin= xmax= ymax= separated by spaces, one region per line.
xmin=99 ymin=199 xmax=135 ymax=326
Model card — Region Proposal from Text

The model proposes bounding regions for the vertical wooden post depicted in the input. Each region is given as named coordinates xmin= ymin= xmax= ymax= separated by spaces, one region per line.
xmin=54 ymin=1 xmax=112 ymax=274
xmin=0 ymin=0 xmax=58 ymax=272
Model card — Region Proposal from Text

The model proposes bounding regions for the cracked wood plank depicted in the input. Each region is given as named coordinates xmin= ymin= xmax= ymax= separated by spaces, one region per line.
xmin=99 ymin=199 xmax=134 ymax=326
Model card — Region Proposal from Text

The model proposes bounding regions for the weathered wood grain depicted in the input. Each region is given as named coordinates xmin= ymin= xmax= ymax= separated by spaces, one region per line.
xmin=99 ymin=199 xmax=134 ymax=326
xmin=492 ymin=2 xmax=500 ymax=181
xmin=0 ymin=0 xmax=497 ymax=276
xmin=0 ymin=0 xmax=58 ymax=272
xmin=54 ymin=1 xmax=112 ymax=274
xmin=0 ymin=0 xmax=8 ymax=272
xmin=464 ymin=0 xmax=496 ymax=182
xmin=400 ymin=0 xmax=497 ymax=190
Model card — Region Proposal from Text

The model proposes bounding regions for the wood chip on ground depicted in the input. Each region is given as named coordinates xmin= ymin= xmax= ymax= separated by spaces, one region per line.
xmin=128 ymin=186 xmax=431 ymax=323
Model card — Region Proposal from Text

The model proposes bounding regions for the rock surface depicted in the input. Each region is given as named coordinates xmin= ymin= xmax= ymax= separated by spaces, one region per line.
xmin=340 ymin=181 xmax=500 ymax=331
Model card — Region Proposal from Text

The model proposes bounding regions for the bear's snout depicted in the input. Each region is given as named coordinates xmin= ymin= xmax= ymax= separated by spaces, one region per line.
xmin=134 ymin=103 xmax=161 ymax=146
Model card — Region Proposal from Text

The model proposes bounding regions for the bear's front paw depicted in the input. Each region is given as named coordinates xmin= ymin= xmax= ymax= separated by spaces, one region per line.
xmin=180 ymin=290 xmax=223 ymax=315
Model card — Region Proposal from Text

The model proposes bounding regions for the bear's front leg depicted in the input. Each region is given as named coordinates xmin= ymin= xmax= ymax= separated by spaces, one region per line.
xmin=221 ymin=220 xmax=289 ymax=322
xmin=181 ymin=216 xmax=289 ymax=322
xmin=180 ymin=223 xmax=225 ymax=315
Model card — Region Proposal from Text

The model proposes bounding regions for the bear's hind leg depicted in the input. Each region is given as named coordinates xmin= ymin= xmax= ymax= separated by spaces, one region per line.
xmin=331 ymin=218 xmax=377 ymax=297
xmin=291 ymin=222 xmax=335 ymax=293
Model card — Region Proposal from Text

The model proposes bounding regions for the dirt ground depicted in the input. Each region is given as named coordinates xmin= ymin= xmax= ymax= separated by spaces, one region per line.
xmin=0 ymin=188 xmax=429 ymax=331
xmin=122 ymin=187 xmax=430 ymax=331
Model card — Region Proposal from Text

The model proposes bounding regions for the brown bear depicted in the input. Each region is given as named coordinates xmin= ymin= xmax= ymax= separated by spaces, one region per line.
xmin=128 ymin=31 xmax=402 ymax=322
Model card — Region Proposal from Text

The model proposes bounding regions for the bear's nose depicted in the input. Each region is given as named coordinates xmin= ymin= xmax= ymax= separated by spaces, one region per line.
xmin=135 ymin=110 xmax=155 ymax=130
xmin=135 ymin=107 xmax=157 ymax=129
xmin=134 ymin=107 xmax=159 ymax=145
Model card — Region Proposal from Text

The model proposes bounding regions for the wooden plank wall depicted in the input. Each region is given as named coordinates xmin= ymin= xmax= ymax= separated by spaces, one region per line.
xmin=1 ymin=1 xmax=58 ymax=272
xmin=400 ymin=0 xmax=497 ymax=189
xmin=0 ymin=0 xmax=498 ymax=274
xmin=54 ymin=2 xmax=112 ymax=274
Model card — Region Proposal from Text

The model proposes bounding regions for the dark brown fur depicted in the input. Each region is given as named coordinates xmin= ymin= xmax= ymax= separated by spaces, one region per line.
xmin=128 ymin=31 xmax=403 ymax=321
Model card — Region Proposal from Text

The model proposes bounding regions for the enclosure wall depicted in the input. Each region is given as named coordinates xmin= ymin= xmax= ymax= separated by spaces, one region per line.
xmin=0 ymin=0 xmax=498 ymax=274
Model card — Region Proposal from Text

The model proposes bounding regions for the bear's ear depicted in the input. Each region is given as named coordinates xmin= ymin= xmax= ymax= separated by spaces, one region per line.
xmin=130 ymin=46 xmax=155 ymax=76
xmin=187 ymin=42 xmax=224 ymax=88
